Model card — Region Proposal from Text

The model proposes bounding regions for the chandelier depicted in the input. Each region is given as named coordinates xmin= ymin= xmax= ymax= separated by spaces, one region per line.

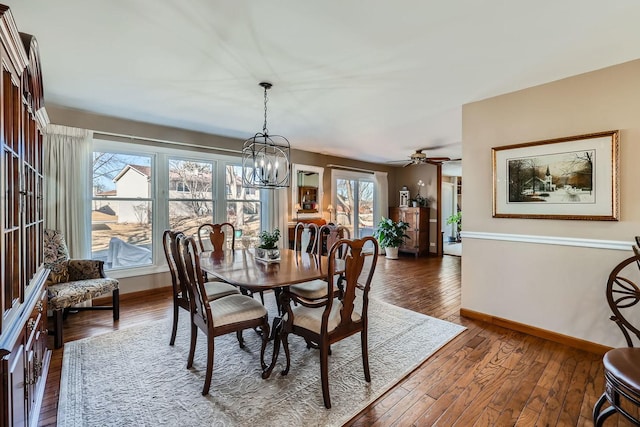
xmin=242 ymin=82 xmax=291 ymax=189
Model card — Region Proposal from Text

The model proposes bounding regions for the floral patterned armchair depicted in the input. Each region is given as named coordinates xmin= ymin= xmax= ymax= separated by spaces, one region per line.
xmin=44 ymin=229 xmax=120 ymax=348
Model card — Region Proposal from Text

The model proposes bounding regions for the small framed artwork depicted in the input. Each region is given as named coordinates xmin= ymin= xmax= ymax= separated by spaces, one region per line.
xmin=399 ymin=190 xmax=410 ymax=207
xmin=492 ymin=130 xmax=619 ymax=220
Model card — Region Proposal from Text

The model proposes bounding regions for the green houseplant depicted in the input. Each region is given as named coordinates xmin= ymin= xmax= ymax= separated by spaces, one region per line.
xmin=373 ymin=217 xmax=410 ymax=259
xmin=256 ymin=228 xmax=281 ymax=260
xmin=446 ymin=211 xmax=462 ymax=242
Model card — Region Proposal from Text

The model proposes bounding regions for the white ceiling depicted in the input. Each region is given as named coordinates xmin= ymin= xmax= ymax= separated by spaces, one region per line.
xmin=6 ymin=1 xmax=640 ymax=176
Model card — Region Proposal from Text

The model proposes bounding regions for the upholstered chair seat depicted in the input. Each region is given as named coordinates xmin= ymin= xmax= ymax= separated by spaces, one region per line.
xmin=210 ymin=294 xmax=268 ymax=327
xmin=203 ymin=281 xmax=240 ymax=300
xmin=48 ymin=277 xmax=119 ymax=311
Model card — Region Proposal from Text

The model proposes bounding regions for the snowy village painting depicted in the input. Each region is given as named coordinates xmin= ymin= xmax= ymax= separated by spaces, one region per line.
xmin=492 ymin=131 xmax=619 ymax=220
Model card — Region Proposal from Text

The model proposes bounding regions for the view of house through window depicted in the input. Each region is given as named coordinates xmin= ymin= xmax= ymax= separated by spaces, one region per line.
xmin=91 ymin=142 xmax=263 ymax=272
xmin=92 ymin=152 xmax=154 ymax=269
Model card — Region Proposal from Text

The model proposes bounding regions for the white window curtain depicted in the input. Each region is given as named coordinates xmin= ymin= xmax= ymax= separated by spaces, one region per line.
xmin=263 ymin=189 xmax=289 ymax=249
xmin=373 ymin=171 xmax=388 ymax=221
xmin=44 ymin=124 xmax=92 ymax=258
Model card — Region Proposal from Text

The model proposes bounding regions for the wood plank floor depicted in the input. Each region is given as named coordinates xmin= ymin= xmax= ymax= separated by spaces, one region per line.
xmin=38 ymin=254 xmax=628 ymax=426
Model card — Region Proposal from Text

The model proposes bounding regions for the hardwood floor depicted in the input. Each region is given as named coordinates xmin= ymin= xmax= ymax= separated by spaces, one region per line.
xmin=38 ymin=255 xmax=624 ymax=426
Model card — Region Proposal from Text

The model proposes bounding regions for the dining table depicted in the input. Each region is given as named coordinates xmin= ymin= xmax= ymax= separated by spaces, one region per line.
xmin=199 ymin=247 xmax=326 ymax=291
xmin=199 ymin=247 xmax=329 ymax=378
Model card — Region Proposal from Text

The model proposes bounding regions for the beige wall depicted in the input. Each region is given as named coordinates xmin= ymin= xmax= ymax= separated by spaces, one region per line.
xmin=462 ymin=59 xmax=640 ymax=347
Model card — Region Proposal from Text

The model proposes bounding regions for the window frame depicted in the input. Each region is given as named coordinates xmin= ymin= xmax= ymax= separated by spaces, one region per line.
xmin=91 ymin=138 xmax=260 ymax=278
xmin=331 ymin=169 xmax=377 ymax=239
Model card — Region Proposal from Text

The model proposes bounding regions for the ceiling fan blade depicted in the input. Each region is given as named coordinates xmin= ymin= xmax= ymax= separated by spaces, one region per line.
xmin=417 ymin=141 xmax=462 ymax=151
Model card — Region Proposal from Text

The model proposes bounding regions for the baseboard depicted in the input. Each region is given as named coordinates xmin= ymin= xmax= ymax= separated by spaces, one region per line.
xmin=459 ymin=308 xmax=611 ymax=355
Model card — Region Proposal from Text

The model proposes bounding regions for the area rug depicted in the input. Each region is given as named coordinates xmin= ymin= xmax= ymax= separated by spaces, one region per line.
xmin=58 ymin=299 xmax=465 ymax=427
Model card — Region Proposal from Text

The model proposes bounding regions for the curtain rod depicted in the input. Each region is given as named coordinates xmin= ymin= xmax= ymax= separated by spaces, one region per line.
xmin=326 ymin=163 xmax=375 ymax=174
xmin=92 ymin=130 xmax=242 ymax=155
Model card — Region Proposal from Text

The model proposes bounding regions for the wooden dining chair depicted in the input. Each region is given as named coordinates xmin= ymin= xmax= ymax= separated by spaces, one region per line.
xmin=196 ymin=222 xmax=265 ymax=304
xmin=178 ymin=235 xmax=270 ymax=396
xmin=286 ymin=222 xmax=329 ymax=301
xmin=593 ymin=241 xmax=640 ymax=426
xmin=162 ymin=230 xmax=240 ymax=346
xmin=318 ymin=223 xmax=351 ymax=256
xmin=278 ymin=236 xmax=379 ymax=408
xmin=197 ymin=222 xmax=235 ymax=254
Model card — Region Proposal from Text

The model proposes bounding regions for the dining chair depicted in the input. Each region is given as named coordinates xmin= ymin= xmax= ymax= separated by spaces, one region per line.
xmin=278 ymin=236 xmax=379 ymax=408
xmin=286 ymin=222 xmax=330 ymax=301
xmin=44 ymin=229 xmax=120 ymax=348
xmin=197 ymin=222 xmax=265 ymax=304
xmin=593 ymin=241 xmax=640 ymax=426
xmin=289 ymin=223 xmax=351 ymax=300
xmin=163 ymin=230 xmax=240 ymax=346
xmin=318 ymin=223 xmax=351 ymax=256
xmin=179 ymin=235 xmax=270 ymax=396
xmin=196 ymin=222 xmax=235 ymax=254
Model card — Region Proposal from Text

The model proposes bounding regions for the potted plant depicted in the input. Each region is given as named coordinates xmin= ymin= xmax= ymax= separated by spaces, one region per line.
xmin=373 ymin=217 xmax=410 ymax=259
xmin=255 ymin=228 xmax=281 ymax=261
xmin=446 ymin=211 xmax=462 ymax=242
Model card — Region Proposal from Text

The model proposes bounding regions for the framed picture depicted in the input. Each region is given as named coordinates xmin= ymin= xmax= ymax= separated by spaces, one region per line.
xmin=492 ymin=130 xmax=619 ymax=220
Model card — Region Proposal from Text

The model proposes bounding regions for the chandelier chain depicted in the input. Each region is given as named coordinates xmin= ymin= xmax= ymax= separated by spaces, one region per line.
xmin=263 ymin=85 xmax=269 ymax=134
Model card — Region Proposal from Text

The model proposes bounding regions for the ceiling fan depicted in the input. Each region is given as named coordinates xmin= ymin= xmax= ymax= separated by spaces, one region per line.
xmin=389 ymin=148 xmax=460 ymax=167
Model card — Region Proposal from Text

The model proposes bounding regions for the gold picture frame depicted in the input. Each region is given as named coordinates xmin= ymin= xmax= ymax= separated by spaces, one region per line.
xmin=492 ymin=130 xmax=619 ymax=220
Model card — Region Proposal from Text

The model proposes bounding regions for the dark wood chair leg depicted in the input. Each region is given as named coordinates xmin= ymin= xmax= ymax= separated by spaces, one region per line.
xmin=259 ymin=318 xmax=270 ymax=370
xmin=169 ymin=298 xmax=179 ymax=346
xmin=54 ymin=309 xmax=64 ymax=349
xmin=187 ymin=323 xmax=197 ymax=369
xmin=236 ymin=330 xmax=244 ymax=348
xmin=361 ymin=329 xmax=371 ymax=382
xmin=202 ymin=334 xmax=214 ymax=396
xmin=320 ymin=342 xmax=331 ymax=409
xmin=112 ymin=288 xmax=120 ymax=321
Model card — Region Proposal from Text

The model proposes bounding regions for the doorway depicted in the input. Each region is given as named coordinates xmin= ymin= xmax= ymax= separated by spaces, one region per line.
xmin=442 ymin=177 xmax=461 ymax=256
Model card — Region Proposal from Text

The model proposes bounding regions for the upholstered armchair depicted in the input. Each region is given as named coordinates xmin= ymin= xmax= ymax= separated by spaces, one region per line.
xmin=44 ymin=229 xmax=120 ymax=348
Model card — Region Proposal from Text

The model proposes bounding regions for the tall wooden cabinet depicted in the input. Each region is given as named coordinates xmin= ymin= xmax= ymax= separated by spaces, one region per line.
xmin=0 ymin=5 xmax=50 ymax=426
xmin=389 ymin=207 xmax=430 ymax=258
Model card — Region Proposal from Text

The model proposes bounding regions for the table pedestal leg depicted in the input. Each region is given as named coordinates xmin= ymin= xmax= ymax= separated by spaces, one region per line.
xmin=262 ymin=317 xmax=283 ymax=379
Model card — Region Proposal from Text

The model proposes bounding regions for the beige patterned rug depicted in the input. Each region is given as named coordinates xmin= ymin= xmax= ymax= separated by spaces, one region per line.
xmin=58 ymin=299 xmax=465 ymax=426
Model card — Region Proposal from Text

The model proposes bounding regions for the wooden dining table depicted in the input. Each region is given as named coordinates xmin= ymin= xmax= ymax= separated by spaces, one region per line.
xmin=199 ymin=248 xmax=326 ymax=291
xmin=200 ymin=247 xmax=329 ymax=379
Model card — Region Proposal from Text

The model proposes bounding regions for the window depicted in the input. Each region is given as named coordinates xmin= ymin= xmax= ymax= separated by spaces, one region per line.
xmin=332 ymin=171 xmax=376 ymax=238
xmin=168 ymin=158 xmax=215 ymax=237
xmin=225 ymin=164 xmax=261 ymax=239
xmin=91 ymin=139 xmax=264 ymax=275
xmin=91 ymin=152 xmax=154 ymax=269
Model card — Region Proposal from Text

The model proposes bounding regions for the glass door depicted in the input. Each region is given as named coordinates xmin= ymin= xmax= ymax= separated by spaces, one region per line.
xmin=334 ymin=173 xmax=375 ymax=239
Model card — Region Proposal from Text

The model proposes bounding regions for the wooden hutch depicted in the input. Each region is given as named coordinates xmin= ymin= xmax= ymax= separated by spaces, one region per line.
xmin=0 ymin=5 xmax=50 ymax=426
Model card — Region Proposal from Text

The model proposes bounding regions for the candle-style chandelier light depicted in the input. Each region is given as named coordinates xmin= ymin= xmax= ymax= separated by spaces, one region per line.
xmin=242 ymin=82 xmax=291 ymax=189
